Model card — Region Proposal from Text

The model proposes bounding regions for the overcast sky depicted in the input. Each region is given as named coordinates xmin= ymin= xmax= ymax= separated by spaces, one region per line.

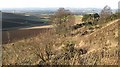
xmin=0 ymin=0 xmax=119 ymax=9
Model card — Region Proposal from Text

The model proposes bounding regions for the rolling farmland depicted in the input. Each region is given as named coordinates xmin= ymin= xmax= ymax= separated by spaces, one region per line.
xmin=2 ymin=12 xmax=52 ymax=44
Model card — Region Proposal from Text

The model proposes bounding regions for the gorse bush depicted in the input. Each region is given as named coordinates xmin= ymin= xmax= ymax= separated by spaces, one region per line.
xmin=82 ymin=13 xmax=100 ymax=25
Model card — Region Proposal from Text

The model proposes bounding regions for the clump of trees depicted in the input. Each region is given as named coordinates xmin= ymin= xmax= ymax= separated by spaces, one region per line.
xmin=82 ymin=5 xmax=119 ymax=26
xmin=99 ymin=5 xmax=120 ymax=24
xmin=51 ymin=8 xmax=75 ymax=36
xmin=82 ymin=13 xmax=100 ymax=25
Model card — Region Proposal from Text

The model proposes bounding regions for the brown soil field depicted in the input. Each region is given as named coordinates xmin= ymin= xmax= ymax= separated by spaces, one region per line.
xmin=2 ymin=28 xmax=52 ymax=44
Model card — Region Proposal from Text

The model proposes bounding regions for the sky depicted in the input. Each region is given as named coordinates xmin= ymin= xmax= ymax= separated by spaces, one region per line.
xmin=0 ymin=0 xmax=119 ymax=9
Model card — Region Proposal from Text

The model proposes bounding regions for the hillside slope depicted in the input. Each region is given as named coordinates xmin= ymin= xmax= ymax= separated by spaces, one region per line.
xmin=2 ymin=19 xmax=120 ymax=65
xmin=74 ymin=19 xmax=119 ymax=65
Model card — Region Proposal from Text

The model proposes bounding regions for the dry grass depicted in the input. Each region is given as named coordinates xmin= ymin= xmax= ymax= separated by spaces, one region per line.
xmin=2 ymin=19 xmax=119 ymax=65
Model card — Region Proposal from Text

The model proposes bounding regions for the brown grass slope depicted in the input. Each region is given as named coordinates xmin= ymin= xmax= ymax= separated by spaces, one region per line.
xmin=73 ymin=19 xmax=120 ymax=65
xmin=2 ymin=19 xmax=120 ymax=65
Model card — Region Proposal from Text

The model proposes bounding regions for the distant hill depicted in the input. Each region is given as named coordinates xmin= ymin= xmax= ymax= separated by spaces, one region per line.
xmin=2 ymin=12 xmax=50 ymax=29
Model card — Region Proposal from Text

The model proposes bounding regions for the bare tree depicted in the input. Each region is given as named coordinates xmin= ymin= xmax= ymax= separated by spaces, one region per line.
xmin=100 ymin=5 xmax=112 ymax=18
xmin=51 ymin=8 xmax=75 ymax=36
xmin=99 ymin=5 xmax=113 ymax=23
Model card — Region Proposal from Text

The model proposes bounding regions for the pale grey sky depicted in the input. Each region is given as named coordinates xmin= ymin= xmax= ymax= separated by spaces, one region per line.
xmin=0 ymin=0 xmax=119 ymax=9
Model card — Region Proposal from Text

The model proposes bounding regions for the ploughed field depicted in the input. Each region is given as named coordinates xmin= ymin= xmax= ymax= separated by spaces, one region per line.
xmin=2 ymin=28 xmax=51 ymax=44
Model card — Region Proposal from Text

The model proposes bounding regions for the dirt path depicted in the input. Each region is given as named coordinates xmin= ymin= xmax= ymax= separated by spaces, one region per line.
xmin=3 ymin=24 xmax=53 ymax=31
xmin=18 ymin=25 xmax=53 ymax=30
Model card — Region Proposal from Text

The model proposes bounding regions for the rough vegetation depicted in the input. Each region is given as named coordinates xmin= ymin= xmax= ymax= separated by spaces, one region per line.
xmin=2 ymin=6 xmax=120 ymax=65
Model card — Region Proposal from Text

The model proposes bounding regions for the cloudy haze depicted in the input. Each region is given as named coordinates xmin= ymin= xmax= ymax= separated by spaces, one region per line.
xmin=0 ymin=0 xmax=119 ymax=9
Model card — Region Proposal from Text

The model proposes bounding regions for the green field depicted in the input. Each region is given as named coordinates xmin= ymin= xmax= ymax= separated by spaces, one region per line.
xmin=2 ymin=12 xmax=50 ymax=29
